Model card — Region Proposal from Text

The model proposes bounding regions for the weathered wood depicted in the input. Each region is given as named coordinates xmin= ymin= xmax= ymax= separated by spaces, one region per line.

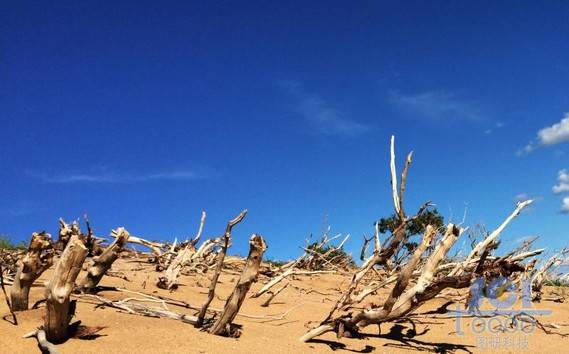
xmin=157 ymin=212 xmax=207 ymax=290
xmin=209 ymin=234 xmax=267 ymax=336
xmin=111 ymin=234 xmax=164 ymax=257
xmin=300 ymin=137 xmax=542 ymax=343
xmin=45 ymin=234 xmax=88 ymax=343
xmin=78 ymin=228 xmax=130 ymax=292
xmin=261 ymin=282 xmax=289 ymax=307
xmin=10 ymin=232 xmax=54 ymax=311
xmin=196 ymin=210 xmax=247 ymax=328
xmin=532 ymin=254 xmax=563 ymax=301
xmin=55 ymin=218 xmax=81 ymax=251
xmin=23 ymin=329 xmax=59 ymax=354
xmin=0 ymin=263 xmax=17 ymax=324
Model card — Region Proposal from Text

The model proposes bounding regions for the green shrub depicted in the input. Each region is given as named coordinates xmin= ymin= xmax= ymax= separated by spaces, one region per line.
xmin=0 ymin=235 xmax=26 ymax=250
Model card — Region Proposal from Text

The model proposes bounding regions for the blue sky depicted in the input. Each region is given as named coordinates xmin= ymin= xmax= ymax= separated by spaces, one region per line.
xmin=1 ymin=1 xmax=568 ymax=260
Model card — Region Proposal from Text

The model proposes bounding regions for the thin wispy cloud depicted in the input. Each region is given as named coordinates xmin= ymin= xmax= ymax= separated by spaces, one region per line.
xmin=485 ymin=121 xmax=505 ymax=135
xmin=4 ymin=201 xmax=46 ymax=217
xmin=36 ymin=170 xmax=199 ymax=184
xmin=388 ymin=90 xmax=481 ymax=123
xmin=519 ymin=113 xmax=569 ymax=155
xmin=279 ymin=80 xmax=370 ymax=137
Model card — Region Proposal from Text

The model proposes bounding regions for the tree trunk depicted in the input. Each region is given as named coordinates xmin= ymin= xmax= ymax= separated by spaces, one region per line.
xmin=209 ymin=234 xmax=267 ymax=336
xmin=44 ymin=234 xmax=88 ymax=343
xmin=10 ymin=232 xmax=53 ymax=311
xmin=78 ymin=228 xmax=130 ymax=292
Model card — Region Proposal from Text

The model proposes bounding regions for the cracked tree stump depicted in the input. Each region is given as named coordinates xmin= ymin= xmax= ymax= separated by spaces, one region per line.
xmin=209 ymin=234 xmax=267 ymax=336
xmin=45 ymin=234 xmax=88 ymax=343
xmin=78 ymin=228 xmax=130 ymax=292
xmin=10 ymin=232 xmax=54 ymax=311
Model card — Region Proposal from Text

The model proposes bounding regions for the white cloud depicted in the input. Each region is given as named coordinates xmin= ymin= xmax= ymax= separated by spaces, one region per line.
xmin=37 ymin=170 xmax=199 ymax=183
xmin=561 ymin=196 xmax=569 ymax=214
xmin=280 ymin=80 xmax=370 ymax=137
xmin=485 ymin=121 xmax=506 ymax=135
xmin=388 ymin=90 xmax=481 ymax=122
xmin=538 ymin=113 xmax=569 ymax=146
xmin=553 ymin=169 xmax=569 ymax=194
xmin=520 ymin=113 xmax=569 ymax=155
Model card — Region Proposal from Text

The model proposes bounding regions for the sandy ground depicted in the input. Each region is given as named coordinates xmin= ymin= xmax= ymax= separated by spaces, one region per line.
xmin=1 ymin=258 xmax=568 ymax=353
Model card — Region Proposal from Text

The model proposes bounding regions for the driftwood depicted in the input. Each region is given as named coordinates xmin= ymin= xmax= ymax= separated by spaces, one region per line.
xmin=0 ymin=263 xmax=17 ymax=325
xmin=78 ymin=228 xmax=130 ymax=292
xmin=252 ymin=229 xmax=351 ymax=300
xmin=157 ymin=212 xmax=206 ymax=290
xmin=23 ymin=329 xmax=59 ymax=354
xmin=45 ymin=234 xmax=88 ymax=343
xmin=261 ymin=282 xmax=289 ymax=307
xmin=75 ymin=288 xmax=300 ymax=321
xmin=112 ymin=234 xmax=165 ymax=258
xmin=252 ymin=268 xmax=334 ymax=298
xmin=196 ymin=210 xmax=247 ymax=327
xmin=209 ymin=234 xmax=267 ymax=336
xmin=10 ymin=232 xmax=54 ymax=311
xmin=55 ymin=218 xmax=81 ymax=251
xmin=531 ymin=249 xmax=567 ymax=301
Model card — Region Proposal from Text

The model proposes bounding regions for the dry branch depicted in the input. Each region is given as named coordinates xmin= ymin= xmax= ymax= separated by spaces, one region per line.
xmin=209 ymin=234 xmax=267 ymax=336
xmin=448 ymin=200 xmax=533 ymax=277
xmin=261 ymin=282 xmax=289 ymax=307
xmin=196 ymin=209 xmax=247 ymax=327
xmin=78 ymin=227 xmax=130 ymax=292
xmin=300 ymin=136 xmax=541 ymax=343
xmin=112 ymin=234 xmax=165 ymax=257
xmin=157 ymin=212 xmax=207 ymax=290
xmin=532 ymin=253 xmax=564 ymax=301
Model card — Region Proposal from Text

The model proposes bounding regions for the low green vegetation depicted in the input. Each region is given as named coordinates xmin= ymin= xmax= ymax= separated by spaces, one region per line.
xmin=0 ymin=235 xmax=26 ymax=250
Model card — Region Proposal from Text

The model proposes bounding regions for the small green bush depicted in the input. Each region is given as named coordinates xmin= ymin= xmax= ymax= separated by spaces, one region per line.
xmin=0 ymin=235 xmax=26 ymax=250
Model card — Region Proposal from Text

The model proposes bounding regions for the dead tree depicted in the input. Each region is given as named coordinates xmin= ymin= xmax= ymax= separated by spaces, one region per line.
xmin=251 ymin=230 xmax=350 ymax=299
xmin=157 ymin=211 xmax=206 ymax=290
xmin=531 ymin=249 xmax=568 ymax=301
xmin=77 ymin=228 xmax=130 ymax=292
xmin=55 ymin=218 xmax=80 ymax=251
xmin=10 ymin=232 xmax=54 ymax=311
xmin=111 ymin=233 xmax=165 ymax=258
xmin=300 ymin=136 xmax=541 ymax=342
xmin=196 ymin=209 xmax=248 ymax=328
xmin=45 ymin=234 xmax=88 ymax=343
xmin=83 ymin=214 xmax=104 ymax=256
xmin=209 ymin=234 xmax=267 ymax=336
xmin=0 ymin=263 xmax=17 ymax=325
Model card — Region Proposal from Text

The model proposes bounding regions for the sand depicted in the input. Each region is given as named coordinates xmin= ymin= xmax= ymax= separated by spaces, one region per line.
xmin=1 ymin=258 xmax=568 ymax=353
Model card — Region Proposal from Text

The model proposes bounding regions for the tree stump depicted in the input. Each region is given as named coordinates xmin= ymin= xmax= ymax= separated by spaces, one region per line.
xmin=78 ymin=227 xmax=130 ymax=292
xmin=209 ymin=234 xmax=267 ymax=336
xmin=44 ymin=234 xmax=88 ymax=343
xmin=10 ymin=232 xmax=54 ymax=311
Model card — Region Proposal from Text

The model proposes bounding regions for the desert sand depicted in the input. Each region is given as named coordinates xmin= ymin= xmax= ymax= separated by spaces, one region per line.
xmin=1 ymin=257 xmax=568 ymax=354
